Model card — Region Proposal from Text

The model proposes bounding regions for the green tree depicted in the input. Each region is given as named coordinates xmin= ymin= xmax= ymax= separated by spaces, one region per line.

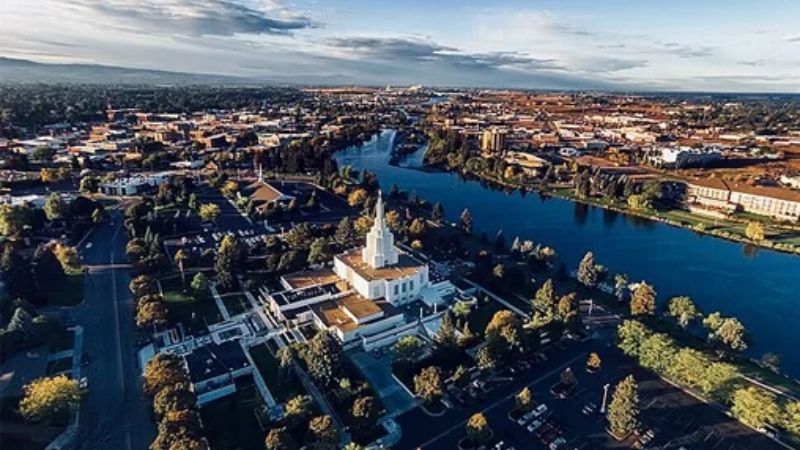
xmin=334 ymin=216 xmax=354 ymax=244
xmin=44 ymin=192 xmax=66 ymax=221
xmin=19 ymin=375 xmax=80 ymax=422
xmin=304 ymin=332 xmax=341 ymax=387
xmin=703 ymin=313 xmax=748 ymax=353
xmin=666 ymin=296 xmax=701 ymax=329
xmin=130 ymin=274 xmax=157 ymax=297
xmin=557 ymin=292 xmax=578 ymax=324
xmin=307 ymin=415 xmax=338 ymax=450
xmin=414 ymin=366 xmax=443 ymax=404
xmin=638 ymin=333 xmax=677 ymax=373
xmin=783 ymin=401 xmax=800 ymax=435
xmin=630 ymin=282 xmax=657 ymax=316
xmin=731 ymin=387 xmax=779 ymax=429
xmin=190 ymin=272 xmax=209 ymax=296
xmin=0 ymin=203 xmax=33 ymax=236
xmin=392 ymin=335 xmax=422 ymax=363
xmin=577 ymin=251 xmax=598 ymax=288
xmin=434 ymin=311 xmax=458 ymax=350
xmin=215 ymin=235 xmax=242 ymax=291
xmin=465 ymin=413 xmax=492 ymax=444
xmin=607 ymin=375 xmax=639 ymax=439
xmin=617 ymin=320 xmax=652 ymax=357
xmin=307 ymin=238 xmax=332 ymax=265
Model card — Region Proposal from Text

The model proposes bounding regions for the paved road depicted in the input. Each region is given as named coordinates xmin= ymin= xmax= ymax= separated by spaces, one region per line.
xmin=73 ymin=210 xmax=155 ymax=450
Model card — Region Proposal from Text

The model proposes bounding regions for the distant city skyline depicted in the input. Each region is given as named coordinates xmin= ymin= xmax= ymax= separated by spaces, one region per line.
xmin=3 ymin=0 xmax=800 ymax=92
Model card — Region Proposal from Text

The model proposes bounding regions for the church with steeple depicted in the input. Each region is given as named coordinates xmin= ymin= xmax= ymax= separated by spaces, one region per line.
xmin=334 ymin=192 xmax=430 ymax=306
xmin=263 ymin=191 xmax=454 ymax=349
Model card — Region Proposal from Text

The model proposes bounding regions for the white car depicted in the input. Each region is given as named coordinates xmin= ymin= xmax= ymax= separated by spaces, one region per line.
xmin=549 ymin=437 xmax=566 ymax=450
xmin=526 ymin=419 xmax=543 ymax=433
xmin=532 ymin=403 xmax=548 ymax=418
xmin=517 ymin=411 xmax=535 ymax=425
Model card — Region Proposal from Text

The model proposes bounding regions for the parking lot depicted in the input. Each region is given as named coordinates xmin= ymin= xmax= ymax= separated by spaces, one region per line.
xmin=393 ymin=341 xmax=786 ymax=450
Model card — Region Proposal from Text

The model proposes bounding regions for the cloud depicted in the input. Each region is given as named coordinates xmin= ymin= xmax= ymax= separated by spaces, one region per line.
xmin=785 ymin=34 xmax=800 ymax=42
xmin=655 ymin=42 xmax=715 ymax=58
xmin=326 ymin=36 xmax=563 ymax=71
xmin=71 ymin=0 xmax=313 ymax=37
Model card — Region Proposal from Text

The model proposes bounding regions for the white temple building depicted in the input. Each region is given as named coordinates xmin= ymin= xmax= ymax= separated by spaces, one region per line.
xmin=333 ymin=192 xmax=430 ymax=305
xmin=261 ymin=192 xmax=455 ymax=349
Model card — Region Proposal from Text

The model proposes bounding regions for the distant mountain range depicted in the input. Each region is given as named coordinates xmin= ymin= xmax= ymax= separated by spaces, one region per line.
xmin=0 ymin=57 xmax=355 ymax=86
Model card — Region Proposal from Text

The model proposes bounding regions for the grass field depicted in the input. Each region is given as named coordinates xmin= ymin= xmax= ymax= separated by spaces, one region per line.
xmin=160 ymin=275 xmax=223 ymax=331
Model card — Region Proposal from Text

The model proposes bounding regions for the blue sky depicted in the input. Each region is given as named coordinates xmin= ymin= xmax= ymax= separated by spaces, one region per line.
xmin=2 ymin=0 xmax=800 ymax=91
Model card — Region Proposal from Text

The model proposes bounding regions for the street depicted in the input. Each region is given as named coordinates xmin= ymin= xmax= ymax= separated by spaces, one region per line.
xmin=73 ymin=210 xmax=155 ymax=450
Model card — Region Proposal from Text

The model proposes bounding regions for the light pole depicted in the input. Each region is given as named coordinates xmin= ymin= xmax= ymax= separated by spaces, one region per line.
xmin=600 ymin=383 xmax=610 ymax=413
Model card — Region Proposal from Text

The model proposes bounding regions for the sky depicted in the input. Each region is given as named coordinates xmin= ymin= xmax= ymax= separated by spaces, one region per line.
xmin=2 ymin=0 xmax=800 ymax=92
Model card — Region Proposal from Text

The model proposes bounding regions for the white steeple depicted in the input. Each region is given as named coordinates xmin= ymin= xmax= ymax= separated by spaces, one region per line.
xmin=362 ymin=191 xmax=399 ymax=269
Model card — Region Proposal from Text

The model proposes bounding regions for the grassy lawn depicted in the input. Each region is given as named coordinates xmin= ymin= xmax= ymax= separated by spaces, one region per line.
xmin=161 ymin=276 xmax=223 ymax=331
xmin=201 ymin=377 xmax=266 ymax=450
xmin=46 ymin=275 xmax=84 ymax=307
xmin=249 ymin=343 xmax=305 ymax=403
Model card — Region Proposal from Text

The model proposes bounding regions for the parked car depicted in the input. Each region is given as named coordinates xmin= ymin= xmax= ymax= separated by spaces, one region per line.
xmin=532 ymin=403 xmax=548 ymax=418
xmin=527 ymin=419 xmax=543 ymax=433
xmin=549 ymin=437 xmax=567 ymax=450
xmin=582 ymin=402 xmax=597 ymax=415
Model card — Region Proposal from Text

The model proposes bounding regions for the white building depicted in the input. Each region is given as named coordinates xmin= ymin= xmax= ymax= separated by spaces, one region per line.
xmin=262 ymin=192 xmax=453 ymax=349
xmin=333 ymin=193 xmax=429 ymax=306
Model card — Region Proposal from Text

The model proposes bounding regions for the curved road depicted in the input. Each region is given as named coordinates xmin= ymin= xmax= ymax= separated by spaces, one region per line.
xmin=73 ymin=210 xmax=155 ymax=450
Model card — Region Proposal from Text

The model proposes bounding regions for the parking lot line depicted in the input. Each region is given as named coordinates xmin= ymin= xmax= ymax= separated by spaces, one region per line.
xmin=416 ymin=352 xmax=588 ymax=450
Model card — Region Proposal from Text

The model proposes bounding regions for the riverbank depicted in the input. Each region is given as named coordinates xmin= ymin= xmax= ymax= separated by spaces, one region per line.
xmin=335 ymin=129 xmax=800 ymax=377
xmin=420 ymin=158 xmax=800 ymax=256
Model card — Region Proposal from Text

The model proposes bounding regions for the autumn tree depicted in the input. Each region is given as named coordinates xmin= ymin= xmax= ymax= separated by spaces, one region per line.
xmin=577 ymin=251 xmax=598 ymax=288
xmin=630 ymin=282 xmax=657 ymax=316
xmin=143 ymin=353 xmax=190 ymax=396
xmin=515 ymin=387 xmax=532 ymax=411
xmin=666 ymin=296 xmax=701 ymax=329
xmin=198 ymin=203 xmax=220 ymax=223
xmin=731 ymin=387 xmax=779 ymax=429
xmin=607 ymin=375 xmax=639 ymax=439
xmin=264 ymin=426 xmax=296 ymax=450
xmin=414 ymin=366 xmax=443 ymax=404
xmin=19 ymin=375 xmax=80 ymax=422
xmin=307 ymin=415 xmax=338 ymax=450
xmin=460 ymin=208 xmax=473 ymax=234
xmin=745 ymin=221 xmax=765 ymax=242
xmin=465 ymin=413 xmax=492 ymax=444
xmin=485 ymin=310 xmax=523 ymax=350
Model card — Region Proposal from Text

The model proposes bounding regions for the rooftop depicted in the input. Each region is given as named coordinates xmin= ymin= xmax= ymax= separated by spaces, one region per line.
xmin=312 ymin=295 xmax=400 ymax=333
xmin=282 ymin=268 xmax=341 ymax=290
xmin=184 ymin=340 xmax=249 ymax=383
xmin=337 ymin=247 xmax=425 ymax=282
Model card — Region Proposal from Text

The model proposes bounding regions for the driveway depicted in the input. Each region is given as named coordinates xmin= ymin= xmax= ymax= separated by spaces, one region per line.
xmin=349 ymin=349 xmax=417 ymax=415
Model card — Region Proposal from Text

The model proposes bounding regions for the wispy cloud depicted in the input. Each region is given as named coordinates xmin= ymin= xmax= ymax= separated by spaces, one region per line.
xmin=71 ymin=0 xmax=314 ymax=37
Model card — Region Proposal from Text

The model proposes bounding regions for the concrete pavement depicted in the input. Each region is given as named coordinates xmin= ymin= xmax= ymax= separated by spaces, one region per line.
xmin=73 ymin=211 xmax=155 ymax=450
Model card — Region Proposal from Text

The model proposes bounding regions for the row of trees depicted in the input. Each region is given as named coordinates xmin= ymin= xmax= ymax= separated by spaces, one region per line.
xmin=143 ymin=353 xmax=209 ymax=450
xmin=617 ymin=320 xmax=799 ymax=432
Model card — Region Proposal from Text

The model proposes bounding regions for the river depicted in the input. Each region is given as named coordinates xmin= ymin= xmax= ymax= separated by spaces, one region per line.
xmin=336 ymin=129 xmax=800 ymax=377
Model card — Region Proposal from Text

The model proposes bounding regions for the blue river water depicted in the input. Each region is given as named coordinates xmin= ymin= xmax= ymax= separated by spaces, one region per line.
xmin=336 ymin=129 xmax=800 ymax=377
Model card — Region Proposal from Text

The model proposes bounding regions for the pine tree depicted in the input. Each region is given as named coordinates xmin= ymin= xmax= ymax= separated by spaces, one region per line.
xmin=607 ymin=375 xmax=639 ymax=439
xmin=435 ymin=311 xmax=458 ymax=350
xmin=577 ymin=251 xmax=598 ymax=288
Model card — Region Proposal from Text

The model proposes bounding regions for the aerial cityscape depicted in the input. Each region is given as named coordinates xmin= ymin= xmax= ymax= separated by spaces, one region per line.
xmin=2 ymin=2 xmax=800 ymax=450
